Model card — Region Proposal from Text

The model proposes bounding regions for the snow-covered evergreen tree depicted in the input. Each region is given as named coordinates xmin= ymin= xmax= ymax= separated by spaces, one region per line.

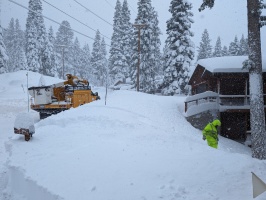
xmin=4 ymin=18 xmax=27 ymax=72
xmin=81 ymin=43 xmax=92 ymax=80
xmin=91 ymin=30 xmax=102 ymax=85
xmin=212 ymin=36 xmax=222 ymax=57
xmin=26 ymin=18 xmax=39 ymax=72
xmin=109 ymin=0 xmax=127 ymax=84
xmin=71 ymin=37 xmax=82 ymax=76
xmin=121 ymin=0 xmax=133 ymax=79
xmin=222 ymin=45 xmax=228 ymax=56
xmin=17 ymin=46 xmax=28 ymax=70
xmin=47 ymin=26 xmax=58 ymax=76
xmin=14 ymin=19 xmax=27 ymax=71
xmin=99 ymin=38 xmax=108 ymax=86
xmin=197 ymin=29 xmax=212 ymax=60
xmin=54 ymin=21 xmax=74 ymax=78
xmin=5 ymin=18 xmax=15 ymax=72
xmin=25 ymin=0 xmax=48 ymax=74
xmin=129 ymin=0 xmax=161 ymax=93
xmin=41 ymin=33 xmax=53 ymax=76
xmin=161 ymin=0 xmax=194 ymax=95
xmin=239 ymin=34 xmax=248 ymax=55
xmin=0 ymin=26 xmax=8 ymax=73
xmin=228 ymin=35 xmax=240 ymax=56
xmin=150 ymin=8 xmax=162 ymax=77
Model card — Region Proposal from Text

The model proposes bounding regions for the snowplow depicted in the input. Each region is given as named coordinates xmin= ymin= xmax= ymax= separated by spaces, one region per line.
xmin=28 ymin=74 xmax=100 ymax=119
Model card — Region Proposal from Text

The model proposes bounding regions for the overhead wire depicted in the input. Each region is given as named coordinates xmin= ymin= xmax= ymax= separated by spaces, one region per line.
xmin=8 ymin=0 xmax=115 ymax=48
xmin=7 ymin=0 xmax=171 ymax=90
xmin=73 ymin=0 xmax=113 ymax=27
xmin=41 ymin=0 xmax=111 ymax=40
xmin=8 ymin=0 xmax=165 ymax=83
xmin=103 ymin=0 xmax=114 ymax=9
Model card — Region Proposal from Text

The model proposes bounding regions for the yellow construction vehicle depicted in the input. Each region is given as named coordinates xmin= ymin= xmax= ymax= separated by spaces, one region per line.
xmin=28 ymin=74 xmax=100 ymax=119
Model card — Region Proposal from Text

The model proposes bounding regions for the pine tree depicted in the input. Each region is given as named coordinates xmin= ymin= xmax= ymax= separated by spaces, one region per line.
xmin=99 ymin=38 xmax=108 ymax=86
xmin=0 ymin=26 xmax=8 ymax=73
xmin=109 ymin=0 xmax=127 ymax=84
xmin=228 ymin=35 xmax=240 ymax=56
xmin=161 ymin=0 xmax=194 ymax=95
xmin=4 ymin=18 xmax=27 ymax=72
xmin=222 ymin=45 xmax=228 ymax=56
xmin=91 ymin=30 xmax=102 ymax=85
xmin=197 ymin=29 xmax=212 ymax=60
xmin=213 ymin=36 xmax=222 ymax=57
xmin=5 ymin=18 xmax=15 ymax=72
xmin=71 ymin=37 xmax=82 ymax=76
xmin=41 ymin=33 xmax=53 ymax=76
xmin=25 ymin=0 xmax=48 ymax=73
xmin=82 ymin=43 xmax=92 ymax=80
xmin=15 ymin=19 xmax=26 ymax=50
xmin=54 ymin=21 xmax=74 ymax=78
xmin=17 ymin=46 xmax=28 ymax=70
xmin=14 ymin=19 xmax=27 ymax=71
xmin=239 ymin=34 xmax=248 ymax=55
xmin=129 ymin=0 xmax=161 ymax=93
xmin=150 ymin=8 xmax=162 ymax=82
xmin=26 ymin=18 xmax=39 ymax=72
xmin=48 ymin=26 xmax=58 ymax=76
xmin=121 ymin=0 xmax=134 ymax=79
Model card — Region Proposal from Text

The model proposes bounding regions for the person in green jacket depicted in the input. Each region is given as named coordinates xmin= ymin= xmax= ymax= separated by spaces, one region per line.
xmin=202 ymin=119 xmax=221 ymax=149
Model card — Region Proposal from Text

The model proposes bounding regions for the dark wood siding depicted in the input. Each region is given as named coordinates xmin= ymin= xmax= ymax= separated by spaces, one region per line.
xmin=220 ymin=112 xmax=247 ymax=141
xmin=220 ymin=77 xmax=246 ymax=95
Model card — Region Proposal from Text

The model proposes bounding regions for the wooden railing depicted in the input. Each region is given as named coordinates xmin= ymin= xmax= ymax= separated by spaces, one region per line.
xmin=185 ymin=91 xmax=251 ymax=112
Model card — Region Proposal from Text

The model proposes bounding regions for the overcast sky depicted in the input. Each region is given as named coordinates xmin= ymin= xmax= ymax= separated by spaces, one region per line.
xmin=2 ymin=0 xmax=266 ymax=57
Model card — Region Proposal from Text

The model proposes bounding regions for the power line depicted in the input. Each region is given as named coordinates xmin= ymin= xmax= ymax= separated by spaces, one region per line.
xmin=103 ymin=0 xmax=114 ymax=9
xmin=41 ymin=0 xmax=111 ymax=40
xmin=8 ymin=0 xmax=114 ymax=48
xmin=73 ymin=0 xmax=113 ymax=27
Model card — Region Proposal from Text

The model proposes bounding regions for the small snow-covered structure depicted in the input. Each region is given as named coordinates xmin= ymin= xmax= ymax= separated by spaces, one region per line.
xmin=110 ymin=78 xmax=133 ymax=90
xmin=14 ymin=113 xmax=35 ymax=141
xmin=185 ymin=56 xmax=266 ymax=144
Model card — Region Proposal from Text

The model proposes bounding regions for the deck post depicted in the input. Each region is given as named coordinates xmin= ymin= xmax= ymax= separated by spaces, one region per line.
xmin=217 ymin=78 xmax=221 ymax=104
xmin=245 ymin=78 xmax=248 ymax=105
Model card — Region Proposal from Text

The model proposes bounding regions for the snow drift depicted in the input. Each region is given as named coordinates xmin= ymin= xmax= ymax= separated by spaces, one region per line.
xmin=0 ymin=71 xmax=266 ymax=200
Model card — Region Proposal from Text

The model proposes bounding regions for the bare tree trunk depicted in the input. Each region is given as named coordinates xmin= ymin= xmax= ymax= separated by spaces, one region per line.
xmin=247 ymin=0 xmax=266 ymax=159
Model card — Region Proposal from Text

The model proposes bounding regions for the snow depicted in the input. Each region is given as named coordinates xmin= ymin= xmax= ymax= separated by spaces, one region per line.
xmin=0 ymin=71 xmax=266 ymax=200
xmin=197 ymin=56 xmax=266 ymax=73
xmin=14 ymin=112 xmax=34 ymax=130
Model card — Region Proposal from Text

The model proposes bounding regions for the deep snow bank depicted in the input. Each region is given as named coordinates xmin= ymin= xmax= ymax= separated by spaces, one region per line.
xmin=1 ymin=71 xmax=266 ymax=200
xmin=5 ymin=89 xmax=266 ymax=200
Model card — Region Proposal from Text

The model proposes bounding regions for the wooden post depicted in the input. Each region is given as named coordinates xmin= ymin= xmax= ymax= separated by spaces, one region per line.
xmin=133 ymin=24 xmax=146 ymax=92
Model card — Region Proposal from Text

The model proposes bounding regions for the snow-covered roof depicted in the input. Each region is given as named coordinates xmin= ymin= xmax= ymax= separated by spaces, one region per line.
xmin=197 ymin=56 xmax=266 ymax=73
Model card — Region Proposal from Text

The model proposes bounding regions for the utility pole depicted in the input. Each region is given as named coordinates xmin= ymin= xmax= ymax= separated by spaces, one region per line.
xmin=133 ymin=24 xmax=146 ymax=92
xmin=57 ymin=45 xmax=67 ymax=78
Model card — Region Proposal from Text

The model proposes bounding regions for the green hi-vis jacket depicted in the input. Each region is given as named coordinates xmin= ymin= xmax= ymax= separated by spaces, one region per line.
xmin=202 ymin=120 xmax=220 ymax=149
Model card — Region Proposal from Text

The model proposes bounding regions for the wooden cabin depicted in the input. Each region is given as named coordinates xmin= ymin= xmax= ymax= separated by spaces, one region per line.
xmin=185 ymin=56 xmax=266 ymax=144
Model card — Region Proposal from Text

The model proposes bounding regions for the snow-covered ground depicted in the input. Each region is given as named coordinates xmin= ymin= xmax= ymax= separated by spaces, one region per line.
xmin=1 ymin=71 xmax=266 ymax=200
